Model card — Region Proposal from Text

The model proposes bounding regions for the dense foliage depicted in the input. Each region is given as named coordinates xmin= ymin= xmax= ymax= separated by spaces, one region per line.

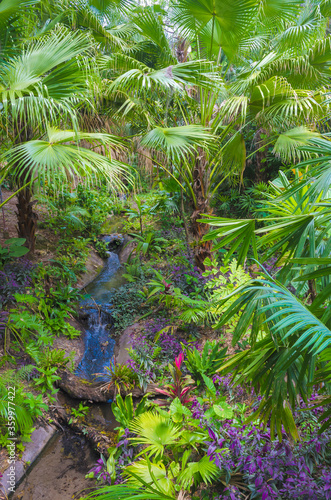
xmin=1 ymin=0 xmax=331 ymax=499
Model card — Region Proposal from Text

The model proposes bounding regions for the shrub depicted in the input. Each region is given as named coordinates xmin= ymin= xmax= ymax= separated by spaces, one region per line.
xmin=110 ymin=281 xmax=148 ymax=333
xmin=0 ymin=258 xmax=34 ymax=307
xmin=171 ymin=250 xmax=207 ymax=298
xmin=56 ymin=237 xmax=91 ymax=275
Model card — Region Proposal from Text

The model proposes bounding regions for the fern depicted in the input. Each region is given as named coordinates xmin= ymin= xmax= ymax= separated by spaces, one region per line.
xmin=178 ymin=456 xmax=219 ymax=489
xmin=0 ymin=374 xmax=34 ymax=435
xmin=176 ymin=258 xmax=253 ymax=331
xmin=16 ymin=364 xmax=36 ymax=382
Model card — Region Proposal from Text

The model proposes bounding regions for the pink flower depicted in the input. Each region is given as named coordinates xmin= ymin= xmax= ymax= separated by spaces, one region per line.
xmin=175 ymin=352 xmax=184 ymax=370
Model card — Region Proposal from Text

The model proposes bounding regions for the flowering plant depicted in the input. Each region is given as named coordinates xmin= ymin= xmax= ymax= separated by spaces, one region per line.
xmin=87 ymin=429 xmax=135 ymax=486
xmin=0 ymin=258 xmax=34 ymax=306
xmin=155 ymin=353 xmax=196 ymax=405
xmin=206 ymin=418 xmax=331 ymax=500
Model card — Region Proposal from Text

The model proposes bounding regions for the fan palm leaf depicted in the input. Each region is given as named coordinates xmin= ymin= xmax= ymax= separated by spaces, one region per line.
xmin=129 ymin=8 xmax=174 ymax=67
xmin=201 ymin=164 xmax=331 ymax=271
xmin=272 ymin=126 xmax=320 ymax=163
xmin=125 ymin=459 xmax=175 ymax=496
xmin=171 ymin=0 xmax=257 ymax=41
xmin=3 ymin=127 xmax=133 ymax=192
xmin=0 ymin=0 xmax=37 ymax=26
xmin=106 ymin=58 xmax=220 ymax=95
xmin=0 ymin=28 xmax=92 ymax=127
xmin=178 ymin=455 xmax=219 ymax=489
xmin=258 ymin=0 xmax=303 ymax=23
xmin=278 ymin=137 xmax=331 ymax=204
xmin=84 ymin=484 xmax=175 ymax=500
xmin=129 ymin=412 xmax=182 ymax=458
xmin=141 ymin=125 xmax=214 ymax=161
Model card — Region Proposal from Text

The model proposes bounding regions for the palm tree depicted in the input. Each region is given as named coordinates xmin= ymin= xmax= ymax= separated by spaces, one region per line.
xmin=199 ymin=141 xmax=331 ymax=438
xmin=215 ymin=274 xmax=331 ymax=440
xmin=2 ymin=127 xmax=133 ymax=248
xmin=0 ymin=26 xmax=131 ymax=249
xmin=99 ymin=1 xmax=331 ymax=267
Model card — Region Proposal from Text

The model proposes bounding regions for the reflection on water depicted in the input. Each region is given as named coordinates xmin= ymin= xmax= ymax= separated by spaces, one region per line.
xmin=83 ymin=252 xmax=126 ymax=303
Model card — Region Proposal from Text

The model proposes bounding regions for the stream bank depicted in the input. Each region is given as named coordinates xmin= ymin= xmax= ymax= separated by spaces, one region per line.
xmin=3 ymin=229 xmax=138 ymax=500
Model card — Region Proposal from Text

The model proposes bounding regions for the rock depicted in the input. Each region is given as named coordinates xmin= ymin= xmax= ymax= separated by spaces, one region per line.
xmin=114 ymin=323 xmax=138 ymax=365
xmin=57 ymin=369 xmax=157 ymax=402
xmin=102 ymin=233 xmax=125 ymax=252
xmin=0 ymin=425 xmax=56 ymax=497
xmin=78 ymin=249 xmax=104 ymax=289
xmin=49 ymin=403 xmax=116 ymax=459
xmin=118 ymin=235 xmax=135 ymax=264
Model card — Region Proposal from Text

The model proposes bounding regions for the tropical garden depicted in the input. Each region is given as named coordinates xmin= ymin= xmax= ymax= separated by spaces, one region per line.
xmin=1 ymin=0 xmax=331 ymax=498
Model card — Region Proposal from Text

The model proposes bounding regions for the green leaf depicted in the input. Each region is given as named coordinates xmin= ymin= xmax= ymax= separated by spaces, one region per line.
xmin=212 ymin=402 xmax=234 ymax=420
xmin=9 ymin=246 xmax=30 ymax=257
xmin=4 ymin=238 xmax=26 ymax=246
xmin=202 ymin=374 xmax=216 ymax=396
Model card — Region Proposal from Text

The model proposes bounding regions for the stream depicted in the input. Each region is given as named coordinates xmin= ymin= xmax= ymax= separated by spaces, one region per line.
xmin=13 ymin=232 xmax=127 ymax=500
xmin=76 ymin=246 xmax=126 ymax=381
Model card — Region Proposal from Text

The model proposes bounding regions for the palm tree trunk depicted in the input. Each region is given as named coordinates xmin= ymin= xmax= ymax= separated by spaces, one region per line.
xmin=254 ymin=128 xmax=268 ymax=183
xmin=179 ymin=174 xmax=190 ymax=246
xmin=191 ymin=148 xmax=213 ymax=270
xmin=14 ymin=124 xmax=37 ymax=251
xmin=177 ymin=489 xmax=191 ymax=500
xmin=16 ymin=186 xmax=37 ymax=251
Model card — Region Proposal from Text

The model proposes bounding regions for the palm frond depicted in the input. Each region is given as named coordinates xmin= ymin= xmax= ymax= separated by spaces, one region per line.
xmin=272 ymin=12 xmax=325 ymax=52
xmin=129 ymin=8 xmax=174 ymax=66
xmin=107 ymin=59 xmax=219 ymax=95
xmin=125 ymin=459 xmax=174 ymax=496
xmin=171 ymin=0 xmax=257 ymax=40
xmin=129 ymin=412 xmax=181 ymax=459
xmin=3 ymin=127 xmax=133 ymax=192
xmin=216 ymin=278 xmax=331 ymax=438
xmin=271 ymin=137 xmax=331 ymax=204
xmin=258 ymin=0 xmax=301 ymax=23
xmin=141 ymin=125 xmax=213 ymax=161
xmin=84 ymin=484 xmax=175 ymax=500
xmin=272 ymin=126 xmax=320 ymax=163
xmin=0 ymin=28 xmax=92 ymax=126
xmin=200 ymin=216 xmax=257 ymax=265
xmin=0 ymin=0 xmax=37 ymax=26
xmin=178 ymin=456 xmax=219 ymax=489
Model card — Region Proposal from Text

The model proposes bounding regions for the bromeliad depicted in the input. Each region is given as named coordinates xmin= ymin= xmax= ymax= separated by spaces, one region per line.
xmin=155 ymin=353 xmax=196 ymax=405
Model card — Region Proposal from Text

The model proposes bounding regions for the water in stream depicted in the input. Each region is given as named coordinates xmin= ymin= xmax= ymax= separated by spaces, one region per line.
xmin=76 ymin=249 xmax=125 ymax=381
xmin=13 ymin=431 xmax=98 ymax=500
xmin=14 ymin=239 xmax=126 ymax=500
